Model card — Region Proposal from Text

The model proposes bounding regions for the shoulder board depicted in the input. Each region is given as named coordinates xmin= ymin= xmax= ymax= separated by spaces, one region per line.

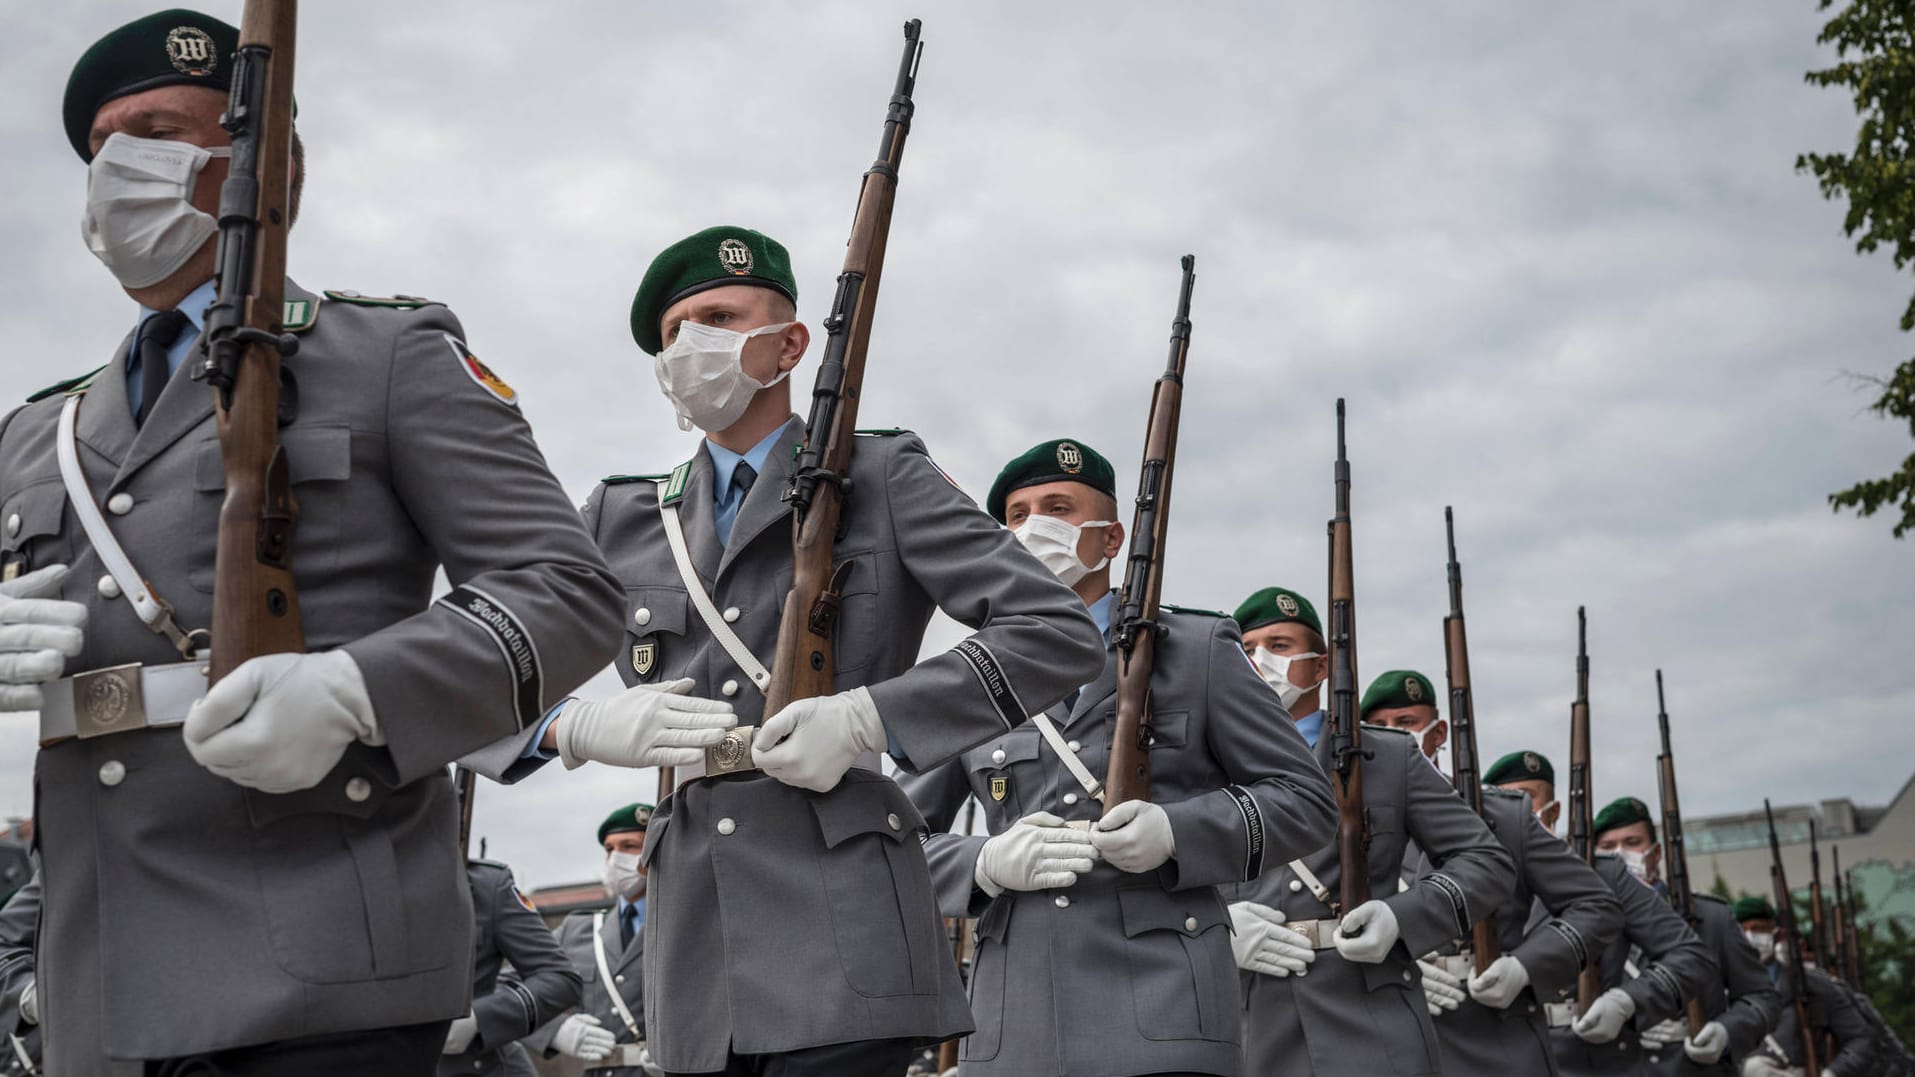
xmin=1359 ymin=722 xmax=1412 ymax=738
xmin=26 ymin=364 xmax=108 ymax=403
xmin=600 ymin=472 xmax=672 ymax=486
xmin=1160 ymin=602 xmax=1227 ymax=618
xmin=1593 ymin=851 xmax=1622 ymax=863
xmin=466 ymin=856 xmax=509 ymax=871
xmin=1694 ymin=892 xmax=1728 ymax=908
xmin=1483 ymin=785 xmax=1527 ymax=801
xmin=322 ymin=289 xmax=436 ymax=310
xmin=855 ymin=428 xmax=911 ymax=437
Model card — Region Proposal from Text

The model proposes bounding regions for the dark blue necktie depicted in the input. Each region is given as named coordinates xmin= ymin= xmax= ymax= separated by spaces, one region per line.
xmin=134 ymin=309 xmax=189 ymax=426
xmin=619 ymin=903 xmax=638 ymax=949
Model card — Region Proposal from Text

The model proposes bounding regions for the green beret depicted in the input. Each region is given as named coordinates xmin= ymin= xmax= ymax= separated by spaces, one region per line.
xmin=1733 ymin=896 xmax=1776 ymax=923
xmin=1593 ymin=796 xmax=1656 ymax=841
xmin=1232 ymin=587 xmax=1322 ymax=638
xmin=629 ymin=226 xmax=797 ymax=355
xmin=985 ymin=438 xmax=1117 ymax=523
xmin=1360 ymin=670 xmax=1439 ymax=716
xmin=65 ymin=10 xmax=240 ymax=161
xmin=596 ymin=802 xmax=654 ymax=845
xmin=1484 ymin=749 xmax=1554 ymax=787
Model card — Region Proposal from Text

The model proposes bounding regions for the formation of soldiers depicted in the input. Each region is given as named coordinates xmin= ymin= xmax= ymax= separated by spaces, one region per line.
xmin=0 ymin=7 xmax=1906 ymax=1077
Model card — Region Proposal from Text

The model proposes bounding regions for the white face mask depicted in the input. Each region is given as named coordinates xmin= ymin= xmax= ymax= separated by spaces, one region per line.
xmin=1743 ymin=930 xmax=1776 ymax=963
xmin=653 ymin=320 xmax=794 ymax=432
xmin=1618 ymin=848 xmax=1654 ymax=883
xmin=1011 ymin=513 xmax=1113 ymax=587
xmin=601 ymin=850 xmax=645 ymax=901
xmin=1251 ymin=647 xmax=1323 ymax=711
xmin=81 ymin=133 xmax=231 ymax=290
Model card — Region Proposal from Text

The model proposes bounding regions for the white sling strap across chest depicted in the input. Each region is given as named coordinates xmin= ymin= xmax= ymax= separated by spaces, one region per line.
xmin=1031 ymin=712 xmax=1105 ymax=801
xmin=591 ymin=910 xmax=643 ymax=1041
xmin=655 ymin=480 xmax=770 ymax=693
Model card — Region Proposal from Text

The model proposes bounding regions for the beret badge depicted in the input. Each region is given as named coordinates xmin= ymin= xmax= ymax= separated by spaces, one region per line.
xmin=1275 ymin=594 xmax=1300 ymax=617
xmin=718 ymin=237 xmax=754 ymax=275
xmin=165 ymin=25 xmax=217 ymax=76
xmin=1055 ymin=441 xmax=1084 ymax=474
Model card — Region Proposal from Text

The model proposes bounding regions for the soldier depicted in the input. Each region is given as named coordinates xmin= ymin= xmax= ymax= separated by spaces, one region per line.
xmin=1225 ymin=587 xmax=1516 ymax=1077
xmin=0 ymin=873 xmax=51 ymax=1077
xmin=1732 ymin=899 xmax=1876 ymax=1077
xmin=1481 ymin=753 xmax=1718 ymax=1076
xmin=1591 ymin=797 xmax=1780 ymax=1075
xmin=0 ymin=11 xmax=624 ymax=1073
xmin=478 ymin=227 xmax=1106 ymax=1076
xmin=896 ymin=439 xmax=1339 ymax=1077
xmin=1363 ymin=682 xmax=1626 ymax=1077
xmin=526 ymin=804 xmax=659 ymax=1077
xmin=440 ymin=854 xmax=583 ymax=1077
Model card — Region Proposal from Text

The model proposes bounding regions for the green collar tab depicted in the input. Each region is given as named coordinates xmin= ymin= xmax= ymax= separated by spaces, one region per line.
xmin=283 ymin=297 xmax=318 ymax=332
xmin=660 ymin=461 xmax=692 ymax=505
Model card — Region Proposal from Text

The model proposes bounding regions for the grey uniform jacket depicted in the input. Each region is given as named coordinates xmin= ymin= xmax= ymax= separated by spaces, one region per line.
xmin=1430 ymin=789 xmax=1625 ymax=1077
xmin=1229 ymin=724 xmax=1516 ymax=1077
xmin=1769 ymin=964 xmax=1876 ymax=1074
xmin=898 ymin=604 xmax=1338 ymax=1077
xmin=1641 ymin=894 xmax=1779 ymax=1076
xmin=439 ymin=860 xmax=582 ymax=1076
xmin=1549 ymin=856 xmax=1718 ymax=1076
xmin=0 ymin=873 xmax=56 ymax=1077
xmin=526 ymin=909 xmax=647 ymax=1075
xmin=0 ymin=282 xmax=623 ymax=1069
xmin=476 ymin=416 xmax=1105 ymax=1072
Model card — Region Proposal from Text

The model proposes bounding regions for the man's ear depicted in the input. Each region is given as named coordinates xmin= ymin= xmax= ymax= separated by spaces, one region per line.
xmin=1102 ymin=520 xmax=1125 ymax=560
xmin=776 ymin=321 xmax=809 ymax=374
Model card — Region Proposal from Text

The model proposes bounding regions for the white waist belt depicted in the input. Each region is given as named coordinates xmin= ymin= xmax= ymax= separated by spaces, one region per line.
xmin=38 ymin=661 xmax=207 ymax=746
xmin=1288 ymin=916 xmax=1346 ymax=951
xmin=1544 ymin=1001 xmax=1577 ymax=1028
xmin=1431 ymin=952 xmax=1474 ymax=980
xmin=585 ymin=1042 xmax=648 ymax=1070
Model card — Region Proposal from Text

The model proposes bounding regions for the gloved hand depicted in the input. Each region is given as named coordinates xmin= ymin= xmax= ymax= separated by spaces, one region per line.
xmin=1090 ymin=800 xmax=1176 ymax=873
xmin=755 ymin=686 xmax=885 ymax=793
xmin=639 ymin=1043 xmax=665 ymax=1077
xmin=17 ymin=978 xmax=35 ymax=1026
xmin=1227 ymin=901 xmax=1316 ymax=978
xmin=1468 ymin=954 xmax=1531 ymax=1009
xmin=1685 ymin=1020 xmax=1730 ymax=1064
xmin=974 ymin=813 xmax=1099 ymax=897
xmin=1333 ymin=899 xmax=1401 ymax=964
xmin=553 ymin=1014 xmax=615 ymax=1061
xmin=0 ymin=564 xmax=86 ymax=711
xmin=1639 ymin=1017 xmax=1686 ymax=1049
xmin=183 ymin=650 xmax=378 ymax=794
xmin=1573 ymin=986 xmax=1636 ymax=1044
xmin=441 ymin=1013 xmax=478 ymax=1054
xmin=554 ymin=678 xmax=736 ymax=769
xmin=1419 ymin=956 xmax=1466 ymax=1017
xmin=1739 ymin=1055 xmax=1799 ymax=1077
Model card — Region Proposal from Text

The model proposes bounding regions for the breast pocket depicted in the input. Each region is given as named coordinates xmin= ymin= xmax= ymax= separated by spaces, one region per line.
xmin=967 ymin=734 xmax=1039 ymax=820
xmin=830 ymin=552 xmax=879 ymax=675
xmin=0 ymin=481 xmax=68 ymax=580
xmin=189 ymin=424 xmax=352 ymax=591
xmin=623 ymin=586 xmax=689 ymax=686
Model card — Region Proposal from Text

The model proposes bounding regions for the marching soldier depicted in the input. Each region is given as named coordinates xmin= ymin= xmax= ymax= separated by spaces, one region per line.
xmin=1484 ymin=753 xmax=1718 ymax=1076
xmin=1363 ymin=682 xmax=1626 ymax=1077
xmin=897 ymin=439 xmax=1339 ymax=1077
xmin=477 ymin=227 xmax=1106 ymax=1076
xmin=1 ymin=11 xmax=624 ymax=1073
xmin=1225 ymin=588 xmax=1516 ymax=1077
xmin=1732 ymin=899 xmax=1877 ymax=1077
xmin=526 ymin=804 xmax=660 ymax=1076
xmin=1591 ymin=797 xmax=1780 ymax=1075
xmin=441 ymin=855 xmax=583 ymax=1077
xmin=0 ymin=873 xmax=52 ymax=1077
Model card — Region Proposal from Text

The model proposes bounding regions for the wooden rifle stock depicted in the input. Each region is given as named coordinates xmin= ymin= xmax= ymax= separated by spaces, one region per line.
xmin=455 ymin=767 xmax=477 ymax=859
xmin=762 ymin=20 xmax=922 ymax=718
xmin=1655 ymin=670 xmax=1705 ymax=1035
xmin=1102 ymin=255 xmax=1195 ymax=812
xmin=1769 ymin=800 xmax=1821 ymax=1077
xmin=1326 ymin=400 xmax=1368 ymax=912
xmin=1568 ymin=608 xmax=1599 ymax=1014
xmin=936 ymin=796 xmax=981 ymax=1071
xmin=1443 ymin=508 xmax=1498 ymax=965
xmin=1809 ymin=821 xmax=1829 ymax=969
xmin=199 ymin=0 xmax=304 ymax=681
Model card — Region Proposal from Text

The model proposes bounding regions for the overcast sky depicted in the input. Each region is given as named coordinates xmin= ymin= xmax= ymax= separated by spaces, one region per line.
xmin=3 ymin=2 xmax=1910 ymax=890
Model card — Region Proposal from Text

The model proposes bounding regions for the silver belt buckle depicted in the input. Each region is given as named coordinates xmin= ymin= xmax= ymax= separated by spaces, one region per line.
xmin=1544 ymin=1001 xmax=1576 ymax=1028
xmin=703 ymin=724 xmax=759 ymax=776
xmin=1437 ymin=952 xmax=1475 ymax=980
xmin=72 ymin=663 xmax=148 ymax=739
xmin=587 ymin=1043 xmax=647 ymax=1070
xmin=1293 ymin=917 xmax=1343 ymax=950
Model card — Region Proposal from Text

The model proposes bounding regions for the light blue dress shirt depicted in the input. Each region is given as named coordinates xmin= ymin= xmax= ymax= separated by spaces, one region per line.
xmin=706 ymin=426 xmax=784 ymax=547
xmin=126 ymin=277 xmax=217 ymax=416
xmin=1294 ymin=708 xmax=1325 ymax=750
xmin=618 ymin=895 xmax=646 ymax=934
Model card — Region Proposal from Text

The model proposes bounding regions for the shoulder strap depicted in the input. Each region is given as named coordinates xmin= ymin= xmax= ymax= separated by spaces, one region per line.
xmin=1288 ymin=858 xmax=1333 ymax=906
xmin=654 ymin=480 xmax=770 ymax=693
xmin=591 ymin=911 xmax=643 ymax=1041
xmin=1031 ymin=713 xmax=1104 ymax=801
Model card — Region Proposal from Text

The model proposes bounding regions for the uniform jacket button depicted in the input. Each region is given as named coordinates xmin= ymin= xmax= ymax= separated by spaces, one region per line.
xmin=345 ymin=777 xmax=372 ymax=802
xmin=1066 ymin=740 xmax=1081 ymax=753
xmin=4 ymin=514 xmax=18 ymax=537
xmin=1184 ymin=916 xmax=1199 ymax=932
xmin=1062 ymin=793 xmax=1078 ymax=805
xmin=1054 ymin=894 xmax=1070 ymax=908
xmin=991 ymin=748 xmax=1006 ymax=765
xmin=886 ymin=813 xmax=901 ymax=831
xmin=1402 ymin=970 xmax=1413 ymax=982
xmin=98 ymin=760 xmax=125 ymax=786
xmin=717 ymin=817 xmax=736 ymax=835
xmin=633 ymin=608 xmax=651 ymax=627
xmin=722 ymin=606 xmax=740 ymax=623
xmin=106 ymin=492 xmax=134 ymax=515
xmin=97 ymin=575 xmax=121 ymax=599
xmin=615 ymin=974 xmax=626 ymax=984
xmin=721 ymin=680 xmax=739 ymax=697
xmin=1288 ymin=879 xmax=1304 ymax=893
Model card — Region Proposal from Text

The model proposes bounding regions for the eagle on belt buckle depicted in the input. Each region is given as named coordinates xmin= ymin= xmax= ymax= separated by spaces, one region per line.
xmin=705 ymin=725 xmax=759 ymax=776
xmin=74 ymin=663 xmax=148 ymax=738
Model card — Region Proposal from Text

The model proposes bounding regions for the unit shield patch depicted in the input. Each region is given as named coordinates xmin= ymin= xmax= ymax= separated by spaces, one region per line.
xmin=442 ymin=333 xmax=518 ymax=407
xmin=631 ymin=641 xmax=657 ymax=678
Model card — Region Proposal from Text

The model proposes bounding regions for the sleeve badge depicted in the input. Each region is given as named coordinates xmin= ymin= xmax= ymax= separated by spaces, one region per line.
xmin=442 ymin=333 xmax=519 ymax=407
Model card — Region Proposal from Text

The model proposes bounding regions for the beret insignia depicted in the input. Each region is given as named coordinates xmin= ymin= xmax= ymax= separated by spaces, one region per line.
xmin=1406 ymin=676 xmax=1424 ymax=702
xmin=1276 ymin=594 xmax=1300 ymax=617
xmin=718 ymin=237 xmax=754 ymax=275
xmin=165 ymin=25 xmax=217 ymax=76
xmin=1524 ymin=751 xmax=1542 ymax=774
xmin=1056 ymin=441 xmax=1084 ymax=474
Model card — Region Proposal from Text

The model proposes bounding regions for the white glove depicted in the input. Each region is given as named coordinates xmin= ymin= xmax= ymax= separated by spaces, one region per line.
xmin=1639 ymin=1017 xmax=1686 ymax=1048
xmin=183 ymin=650 xmax=378 ymax=793
xmin=0 ymin=564 xmax=86 ymax=710
xmin=1419 ymin=957 xmax=1466 ymax=1017
xmin=1228 ymin=901 xmax=1316 ymax=978
xmin=16 ymin=978 xmax=35 ymax=1026
xmin=441 ymin=1013 xmax=478 ymax=1053
xmin=1685 ymin=1020 xmax=1730 ymax=1064
xmin=553 ymin=1013 xmax=616 ymax=1061
xmin=1468 ymin=954 xmax=1531 ymax=1009
xmin=1333 ymin=899 xmax=1401 ymax=964
xmin=754 ymin=686 xmax=885 ymax=793
xmin=555 ymin=678 xmax=736 ymax=769
xmin=1090 ymin=800 xmax=1176 ymax=873
xmin=974 ymin=812 xmax=1099 ymax=897
xmin=1740 ymin=1056 xmax=1798 ymax=1077
xmin=1573 ymin=986 xmax=1637 ymax=1043
xmin=639 ymin=1043 xmax=665 ymax=1077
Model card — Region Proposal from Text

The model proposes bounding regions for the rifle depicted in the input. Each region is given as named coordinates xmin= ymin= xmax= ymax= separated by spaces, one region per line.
xmin=1830 ymin=850 xmax=1850 ymax=983
xmin=1654 ymin=670 xmax=1706 ymax=1036
xmin=455 ymin=766 xmax=477 ymax=859
xmin=761 ymin=20 xmax=923 ymax=721
xmin=1568 ymin=607 xmax=1599 ymax=1014
xmin=1443 ymin=507 xmax=1498 ymax=966
xmin=936 ymin=795 xmax=981 ymax=1073
xmin=1101 ymin=255 xmax=1196 ymax=811
xmin=1842 ymin=863 xmax=1864 ymax=985
xmin=1809 ymin=821 xmax=1829 ymax=969
xmin=195 ymin=0 xmax=304 ymax=682
xmin=1768 ymin=799 xmax=1821 ymax=1077
xmin=1326 ymin=400 xmax=1369 ymax=913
